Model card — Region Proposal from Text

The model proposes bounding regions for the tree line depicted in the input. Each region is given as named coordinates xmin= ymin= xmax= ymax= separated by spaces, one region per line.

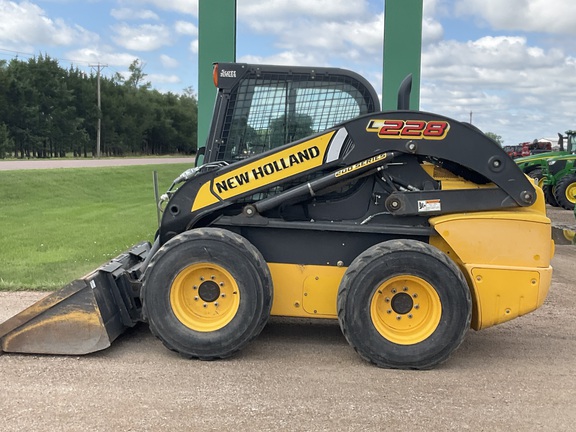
xmin=0 ymin=55 xmax=198 ymax=159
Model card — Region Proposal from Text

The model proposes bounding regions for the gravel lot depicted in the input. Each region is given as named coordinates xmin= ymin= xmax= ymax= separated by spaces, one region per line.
xmin=0 ymin=159 xmax=575 ymax=431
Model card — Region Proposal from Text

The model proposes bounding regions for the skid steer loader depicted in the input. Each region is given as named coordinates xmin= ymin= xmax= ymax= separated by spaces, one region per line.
xmin=0 ymin=63 xmax=553 ymax=369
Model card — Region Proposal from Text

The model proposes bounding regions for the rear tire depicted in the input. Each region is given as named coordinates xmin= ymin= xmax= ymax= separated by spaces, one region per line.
xmin=142 ymin=228 xmax=272 ymax=359
xmin=337 ymin=239 xmax=471 ymax=369
xmin=554 ymin=174 xmax=576 ymax=210
xmin=543 ymin=185 xmax=559 ymax=207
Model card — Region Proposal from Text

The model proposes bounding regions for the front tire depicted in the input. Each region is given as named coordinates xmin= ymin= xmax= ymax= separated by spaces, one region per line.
xmin=554 ymin=174 xmax=576 ymax=210
xmin=337 ymin=239 xmax=471 ymax=369
xmin=142 ymin=228 xmax=272 ymax=359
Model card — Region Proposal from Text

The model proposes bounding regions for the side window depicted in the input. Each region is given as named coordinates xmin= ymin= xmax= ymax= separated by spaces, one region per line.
xmin=218 ymin=76 xmax=369 ymax=162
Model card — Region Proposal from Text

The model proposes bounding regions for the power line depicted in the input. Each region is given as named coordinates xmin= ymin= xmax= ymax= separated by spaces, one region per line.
xmin=90 ymin=63 xmax=108 ymax=159
xmin=0 ymin=46 xmax=103 ymax=67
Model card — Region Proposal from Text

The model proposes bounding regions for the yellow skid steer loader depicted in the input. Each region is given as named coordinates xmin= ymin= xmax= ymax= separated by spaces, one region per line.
xmin=0 ymin=63 xmax=553 ymax=369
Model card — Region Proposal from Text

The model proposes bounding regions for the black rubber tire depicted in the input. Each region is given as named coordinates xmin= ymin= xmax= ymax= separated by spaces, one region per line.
xmin=543 ymin=185 xmax=559 ymax=207
xmin=553 ymin=174 xmax=576 ymax=210
xmin=528 ymin=168 xmax=543 ymax=183
xmin=141 ymin=228 xmax=272 ymax=360
xmin=337 ymin=239 xmax=471 ymax=370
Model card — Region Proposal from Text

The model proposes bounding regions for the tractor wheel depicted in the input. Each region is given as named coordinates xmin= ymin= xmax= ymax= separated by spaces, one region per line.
xmin=554 ymin=174 xmax=576 ymax=210
xmin=528 ymin=168 xmax=543 ymax=184
xmin=141 ymin=228 xmax=272 ymax=360
xmin=337 ymin=239 xmax=471 ymax=370
xmin=543 ymin=185 xmax=559 ymax=207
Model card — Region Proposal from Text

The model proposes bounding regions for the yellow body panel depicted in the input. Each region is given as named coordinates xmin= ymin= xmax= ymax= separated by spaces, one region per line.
xmin=465 ymin=265 xmax=552 ymax=329
xmin=263 ymin=171 xmax=552 ymax=331
xmin=268 ymin=263 xmax=346 ymax=319
xmin=429 ymin=186 xmax=553 ymax=330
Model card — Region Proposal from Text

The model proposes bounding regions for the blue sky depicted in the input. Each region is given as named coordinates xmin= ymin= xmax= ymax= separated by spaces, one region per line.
xmin=1 ymin=0 xmax=575 ymax=146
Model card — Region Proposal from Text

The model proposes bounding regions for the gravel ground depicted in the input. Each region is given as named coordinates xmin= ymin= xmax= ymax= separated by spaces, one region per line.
xmin=0 ymin=160 xmax=575 ymax=431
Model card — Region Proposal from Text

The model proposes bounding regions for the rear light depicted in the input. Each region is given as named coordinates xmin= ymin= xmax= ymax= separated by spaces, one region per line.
xmin=213 ymin=64 xmax=219 ymax=87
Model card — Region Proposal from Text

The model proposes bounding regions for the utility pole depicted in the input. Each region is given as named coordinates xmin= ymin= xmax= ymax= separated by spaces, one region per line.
xmin=469 ymin=111 xmax=473 ymax=124
xmin=90 ymin=63 xmax=107 ymax=158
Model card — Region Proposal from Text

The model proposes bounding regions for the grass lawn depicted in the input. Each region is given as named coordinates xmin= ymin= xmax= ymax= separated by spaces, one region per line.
xmin=0 ymin=163 xmax=192 ymax=290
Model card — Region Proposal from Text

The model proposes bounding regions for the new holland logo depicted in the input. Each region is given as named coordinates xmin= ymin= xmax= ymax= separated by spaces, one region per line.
xmin=191 ymin=131 xmax=335 ymax=212
xmin=215 ymin=146 xmax=321 ymax=193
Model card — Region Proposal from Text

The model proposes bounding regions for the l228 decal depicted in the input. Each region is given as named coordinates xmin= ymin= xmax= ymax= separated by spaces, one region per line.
xmin=366 ymin=119 xmax=450 ymax=140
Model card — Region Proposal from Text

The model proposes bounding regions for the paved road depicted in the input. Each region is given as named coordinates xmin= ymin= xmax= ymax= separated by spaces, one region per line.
xmin=0 ymin=157 xmax=194 ymax=171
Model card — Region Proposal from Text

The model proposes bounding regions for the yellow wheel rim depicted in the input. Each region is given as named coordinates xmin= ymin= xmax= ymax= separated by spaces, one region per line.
xmin=537 ymin=177 xmax=545 ymax=188
xmin=370 ymin=275 xmax=442 ymax=345
xmin=565 ymin=182 xmax=576 ymax=204
xmin=563 ymin=229 xmax=575 ymax=242
xmin=170 ymin=263 xmax=240 ymax=332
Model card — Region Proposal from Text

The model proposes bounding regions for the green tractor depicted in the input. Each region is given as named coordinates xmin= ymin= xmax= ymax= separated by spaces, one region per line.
xmin=542 ymin=154 xmax=576 ymax=209
xmin=515 ymin=130 xmax=576 ymax=185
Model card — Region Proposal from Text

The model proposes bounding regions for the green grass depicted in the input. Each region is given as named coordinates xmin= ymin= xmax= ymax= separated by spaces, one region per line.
xmin=0 ymin=164 xmax=193 ymax=291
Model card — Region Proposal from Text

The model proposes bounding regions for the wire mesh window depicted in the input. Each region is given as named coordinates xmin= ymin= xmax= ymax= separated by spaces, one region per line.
xmin=217 ymin=72 xmax=376 ymax=162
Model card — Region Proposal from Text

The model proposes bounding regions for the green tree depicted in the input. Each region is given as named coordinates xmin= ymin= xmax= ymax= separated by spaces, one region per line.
xmin=122 ymin=59 xmax=151 ymax=90
xmin=0 ymin=55 xmax=198 ymax=158
xmin=485 ymin=132 xmax=504 ymax=146
xmin=268 ymin=113 xmax=315 ymax=148
xmin=0 ymin=122 xmax=13 ymax=158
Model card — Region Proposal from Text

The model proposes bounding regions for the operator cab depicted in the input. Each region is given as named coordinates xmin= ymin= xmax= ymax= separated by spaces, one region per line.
xmin=203 ymin=63 xmax=380 ymax=164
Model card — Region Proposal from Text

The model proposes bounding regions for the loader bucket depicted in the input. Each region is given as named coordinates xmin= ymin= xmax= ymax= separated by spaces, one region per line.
xmin=0 ymin=242 xmax=150 ymax=355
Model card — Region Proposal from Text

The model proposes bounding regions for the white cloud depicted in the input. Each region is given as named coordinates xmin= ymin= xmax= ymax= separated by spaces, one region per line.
xmin=190 ymin=39 xmax=198 ymax=54
xmin=0 ymin=0 xmax=98 ymax=48
xmin=420 ymin=33 xmax=576 ymax=144
xmin=238 ymin=2 xmax=383 ymax=67
xmin=175 ymin=21 xmax=198 ymax=36
xmin=239 ymin=0 xmax=367 ymax=24
xmin=148 ymin=73 xmax=181 ymax=84
xmin=112 ymin=23 xmax=171 ymax=51
xmin=455 ymin=0 xmax=576 ymax=35
xmin=422 ymin=17 xmax=444 ymax=45
xmin=122 ymin=0 xmax=198 ymax=16
xmin=238 ymin=51 xmax=322 ymax=67
xmin=64 ymin=47 xmax=138 ymax=67
xmin=111 ymin=8 xmax=160 ymax=21
xmin=160 ymin=54 xmax=179 ymax=68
